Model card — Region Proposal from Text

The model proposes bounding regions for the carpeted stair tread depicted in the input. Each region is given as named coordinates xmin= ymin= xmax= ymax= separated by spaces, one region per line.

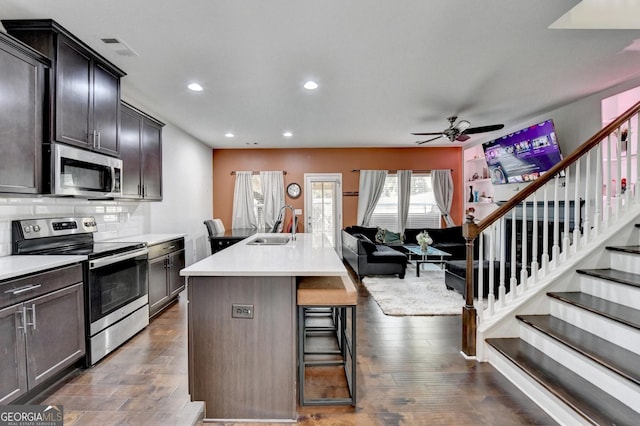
xmin=487 ymin=338 xmax=639 ymax=425
xmin=547 ymin=292 xmax=640 ymax=331
xmin=576 ymin=268 xmax=640 ymax=289
xmin=605 ymin=245 xmax=640 ymax=255
xmin=517 ymin=315 xmax=640 ymax=386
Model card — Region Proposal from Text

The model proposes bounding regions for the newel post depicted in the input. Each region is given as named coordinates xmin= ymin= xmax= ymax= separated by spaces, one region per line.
xmin=462 ymin=215 xmax=479 ymax=357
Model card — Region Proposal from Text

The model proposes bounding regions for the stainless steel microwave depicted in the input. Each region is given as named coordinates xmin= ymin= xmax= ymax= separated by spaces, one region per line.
xmin=52 ymin=143 xmax=122 ymax=198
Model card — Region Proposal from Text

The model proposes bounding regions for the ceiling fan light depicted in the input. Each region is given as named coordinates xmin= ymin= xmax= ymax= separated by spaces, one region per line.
xmin=456 ymin=120 xmax=471 ymax=132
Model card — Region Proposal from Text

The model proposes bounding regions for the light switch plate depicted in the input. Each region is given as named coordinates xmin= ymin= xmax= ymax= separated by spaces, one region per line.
xmin=294 ymin=209 xmax=302 ymax=215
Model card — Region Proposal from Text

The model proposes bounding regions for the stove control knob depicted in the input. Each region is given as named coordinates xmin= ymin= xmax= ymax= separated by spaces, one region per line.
xmin=23 ymin=225 xmax=32 ymax=233
xmin=33 ymin=225 xmax=41 ymax=232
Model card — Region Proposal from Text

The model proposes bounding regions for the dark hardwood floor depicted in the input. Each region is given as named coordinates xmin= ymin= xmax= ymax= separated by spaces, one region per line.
xmin=36 ymin=272 xmax=557 ymax=425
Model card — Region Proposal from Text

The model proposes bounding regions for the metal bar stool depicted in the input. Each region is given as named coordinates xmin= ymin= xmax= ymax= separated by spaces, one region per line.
xmin=297 ymin=275 xmax=357 ymax=406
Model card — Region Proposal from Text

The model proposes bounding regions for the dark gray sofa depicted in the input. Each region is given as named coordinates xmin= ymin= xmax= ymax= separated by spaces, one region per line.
xmin=342 ymin=229 xmax=407 ymax=279
xmin=341 ymin=225 xmax=469 ymax=280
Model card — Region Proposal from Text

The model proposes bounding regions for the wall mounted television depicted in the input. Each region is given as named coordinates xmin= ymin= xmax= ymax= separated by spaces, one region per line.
xmin=481 ymin=119 xmax=563 ymax=185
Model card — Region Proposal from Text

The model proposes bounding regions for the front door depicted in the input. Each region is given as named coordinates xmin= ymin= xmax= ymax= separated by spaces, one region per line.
xmin=303 ymin=173 xmax=342 ymax=252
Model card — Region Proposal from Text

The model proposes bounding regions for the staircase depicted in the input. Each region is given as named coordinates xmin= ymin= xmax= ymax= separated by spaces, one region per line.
xmin=485 ymin=226 xmax=640 ymax=425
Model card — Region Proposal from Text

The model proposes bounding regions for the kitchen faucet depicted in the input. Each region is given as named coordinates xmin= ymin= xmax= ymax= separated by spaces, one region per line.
xmin=278 ymin=204 xmax=297 ymax=240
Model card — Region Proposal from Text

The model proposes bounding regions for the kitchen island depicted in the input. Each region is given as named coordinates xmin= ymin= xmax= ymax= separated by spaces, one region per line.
xmin=180 ymin=233 xmax=347 ymax=422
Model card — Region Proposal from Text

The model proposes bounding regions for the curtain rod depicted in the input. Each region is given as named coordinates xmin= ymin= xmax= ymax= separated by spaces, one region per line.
xmin=230 ymin=171 xmax=287 ymax=175
xmin=351 ymin=169 xmax=451 ymax=173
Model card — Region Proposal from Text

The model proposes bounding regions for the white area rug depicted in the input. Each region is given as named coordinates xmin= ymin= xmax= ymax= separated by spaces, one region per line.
xmin=361 ymin=266 xmax=464 ymax=316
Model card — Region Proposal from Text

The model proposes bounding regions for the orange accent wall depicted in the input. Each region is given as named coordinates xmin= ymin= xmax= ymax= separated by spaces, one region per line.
xmin=212 ymin=147 xmax=463 ymax=229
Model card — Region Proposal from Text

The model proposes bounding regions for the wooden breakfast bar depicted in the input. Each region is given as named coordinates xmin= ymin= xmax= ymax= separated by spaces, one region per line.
xmin=180 ymin=233 xmax=349 ymax=423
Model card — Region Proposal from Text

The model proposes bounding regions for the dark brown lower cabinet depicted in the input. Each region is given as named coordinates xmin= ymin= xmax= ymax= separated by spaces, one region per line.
xmin=148 ymin=238 xmax=185 ymax=318
xmin=0 ymin=264 xmax=85 ymax=404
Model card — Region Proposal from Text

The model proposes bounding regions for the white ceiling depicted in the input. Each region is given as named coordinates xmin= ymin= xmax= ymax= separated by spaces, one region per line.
xmin=1 ymin=0 xmax=640 ymax=149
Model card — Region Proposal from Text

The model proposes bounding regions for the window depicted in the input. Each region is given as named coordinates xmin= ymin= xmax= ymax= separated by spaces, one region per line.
xmin=251 ymin=175 xmax=265 ymax=229
xmin=369 ymin=174 xmax=441 ymax=232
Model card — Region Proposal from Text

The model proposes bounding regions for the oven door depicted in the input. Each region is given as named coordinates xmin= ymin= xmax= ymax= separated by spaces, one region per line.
xmin=53 ymin=143 xmax=122 ymax=198
xmin=87 ymin=248 xmax=148 ymax=336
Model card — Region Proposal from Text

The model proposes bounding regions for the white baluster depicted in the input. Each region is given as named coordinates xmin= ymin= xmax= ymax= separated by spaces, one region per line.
xmin=541 ymin=184 xmax=550 ymax=276
xmin=530 ymin=192 xmax=539 ymax=286
xmin=519 ymin=199 xmax=528 ymax=294
xmin=562 ymin=167 xmax=571 ymax=260
xmin=476 ymin=232 xmax=485 ymax=323
xmin=583 ymin=150 xmax=591 ymax=244
xmin=616 ymin=126 xmax=623 ymax=215
xmin=488 ymin=223 xmax=496 ymax=315
xmin=551 ymin=176 xmax=561 ymax=268
xmin=594 ymin=142 xmax=602 ymax=236
xmin=510 ymin=208 xmax=518 ymax=300
xmin=498 ymin=216 xmax=507 ymax=307
xmin=605 ymin=134 xmax=612 ymax=228
xmin=572 ymin=159 xmax=580 ymax=253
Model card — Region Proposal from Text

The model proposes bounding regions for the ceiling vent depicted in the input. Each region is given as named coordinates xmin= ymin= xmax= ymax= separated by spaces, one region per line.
xmin=100 ymin=37 xmax=138 ymax=57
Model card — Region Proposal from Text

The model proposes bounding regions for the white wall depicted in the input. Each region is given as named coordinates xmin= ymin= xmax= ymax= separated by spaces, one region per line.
xmin=145 ymin=123 xmax=213 ymax=265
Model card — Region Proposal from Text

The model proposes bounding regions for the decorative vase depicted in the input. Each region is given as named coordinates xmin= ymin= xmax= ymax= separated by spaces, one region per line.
xmin=468 ymin=185 xmax=474 ymax=202
xmin=420 ymin=242 xmax=428 ymax=251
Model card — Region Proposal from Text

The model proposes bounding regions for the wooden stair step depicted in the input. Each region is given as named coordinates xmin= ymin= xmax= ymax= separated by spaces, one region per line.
xmin=576 ymin=268 xmax=640 ymax=289
xmin=547 ymin=292 xmax=640 ymax=331
xmin=517 ymin=314 xmax=640 ymax=386
xmin=487 ymin=338 xmax=640 ymax=425
xmin=605 ymin=245 xmax=640 ymax=255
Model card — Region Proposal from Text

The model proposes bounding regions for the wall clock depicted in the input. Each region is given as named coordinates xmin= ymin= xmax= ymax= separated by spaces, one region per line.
xmin=287 ymin=182 xmax=301 ymax=199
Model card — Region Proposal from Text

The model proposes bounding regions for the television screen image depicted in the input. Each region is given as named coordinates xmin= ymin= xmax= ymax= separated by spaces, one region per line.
xmin=482 ymin=119 xmax=563 ymax=185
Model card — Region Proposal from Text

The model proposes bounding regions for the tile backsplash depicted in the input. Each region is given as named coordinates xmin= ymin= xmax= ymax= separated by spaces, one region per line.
xmin=0 ymin=196 xmax=145 ymax=256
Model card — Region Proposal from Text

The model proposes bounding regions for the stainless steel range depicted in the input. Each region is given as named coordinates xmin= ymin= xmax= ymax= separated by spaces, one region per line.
xmin=12 ymin=217 xmax=149 ymax=366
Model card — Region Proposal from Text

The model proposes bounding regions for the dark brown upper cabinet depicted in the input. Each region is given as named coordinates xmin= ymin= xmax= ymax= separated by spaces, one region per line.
xmin=0 ymin=32 xmax=48 ymax=194
xmin=120 ymin=102 xmax=164 ymax=200
xmin=3 ymin=19 xmax=126 ymax=157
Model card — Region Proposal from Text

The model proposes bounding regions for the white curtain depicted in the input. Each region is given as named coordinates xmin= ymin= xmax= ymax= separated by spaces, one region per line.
xmin=357 ymin=170 xmax=388 ymax=226
xmin=260 ymin=171 xmax=285 ymax=230
xmin=397 ymin=170 xmax=412 ymax=233
xmin=431 ymin=169 xmax=456 ymax=227
xmin=232 ymin=171 xmax=258 ymax=229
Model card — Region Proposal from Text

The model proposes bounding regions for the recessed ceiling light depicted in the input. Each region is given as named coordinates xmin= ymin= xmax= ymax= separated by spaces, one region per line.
xmin=187 ymin=83 xmax=203 ymax=92
xmin=283 ymin=131 xmax=293 ymax=137
xmin=225 ymin=132 xmax=235 ymax=138
xmin=303 ymin=80 xmax=318 ymax=90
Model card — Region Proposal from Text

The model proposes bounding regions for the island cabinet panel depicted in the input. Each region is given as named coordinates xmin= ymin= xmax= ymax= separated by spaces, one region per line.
xmin=0 ymin=32 xmax=47 ymax=194
xmin=188 ymin=276 xmax=297 ymax=421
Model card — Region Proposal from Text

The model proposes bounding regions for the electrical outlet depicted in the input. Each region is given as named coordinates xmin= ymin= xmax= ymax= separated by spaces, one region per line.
xmin=231 ymin=304 xmax=254 ymax=319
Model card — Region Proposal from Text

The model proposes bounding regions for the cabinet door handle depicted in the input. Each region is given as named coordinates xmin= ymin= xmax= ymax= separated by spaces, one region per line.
xmin=16 ymin=307 xmax=26 ymax=335
xmin=97 ymin=131 xmax=101 ymax=149
xmin=5 ymin=284 xmax=41 ymax=295
xmin=26 ymin=304 xmax=36 ymax=331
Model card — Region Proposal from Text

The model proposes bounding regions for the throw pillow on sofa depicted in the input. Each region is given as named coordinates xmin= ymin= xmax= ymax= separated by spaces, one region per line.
xmin=375 ymin=227 xmax=403 ymax=244
xmin=352 ymin=233 xmax=378 ymax=254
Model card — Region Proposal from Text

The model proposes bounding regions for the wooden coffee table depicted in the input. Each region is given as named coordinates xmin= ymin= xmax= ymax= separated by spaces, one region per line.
xmin=402 ymin=245 xmax=452 ymax=277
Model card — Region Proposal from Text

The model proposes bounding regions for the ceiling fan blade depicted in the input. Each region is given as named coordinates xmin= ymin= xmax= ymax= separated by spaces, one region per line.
xmin=416 ymin=135 xmax=443 ymax=145
xmin=411 ymin=132 xmax=444 ymax=136
xmin=464 ymin=124 xmax=504 ymax=134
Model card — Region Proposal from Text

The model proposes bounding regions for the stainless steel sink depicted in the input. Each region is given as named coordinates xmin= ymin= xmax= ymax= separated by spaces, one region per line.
xmin=246 ymin=235 xmax=291 ymax=245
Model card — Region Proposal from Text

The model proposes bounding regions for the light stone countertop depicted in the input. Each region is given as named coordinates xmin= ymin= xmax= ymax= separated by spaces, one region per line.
xmin=105 ymin=234 xmax=186 ymax=246
xmin=0 ymin=255 xmax=87 ymax=281
xmin=180 ymin=233 xmax=347 ymax=277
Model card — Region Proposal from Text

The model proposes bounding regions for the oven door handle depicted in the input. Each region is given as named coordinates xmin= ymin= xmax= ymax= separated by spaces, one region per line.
xmin=89 ymin=248 xmax=149 ymax=269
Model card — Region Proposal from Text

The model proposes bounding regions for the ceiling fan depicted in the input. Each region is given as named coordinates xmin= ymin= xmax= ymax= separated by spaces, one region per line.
xmin=413 ymin=116 xmax=504 ymax=144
